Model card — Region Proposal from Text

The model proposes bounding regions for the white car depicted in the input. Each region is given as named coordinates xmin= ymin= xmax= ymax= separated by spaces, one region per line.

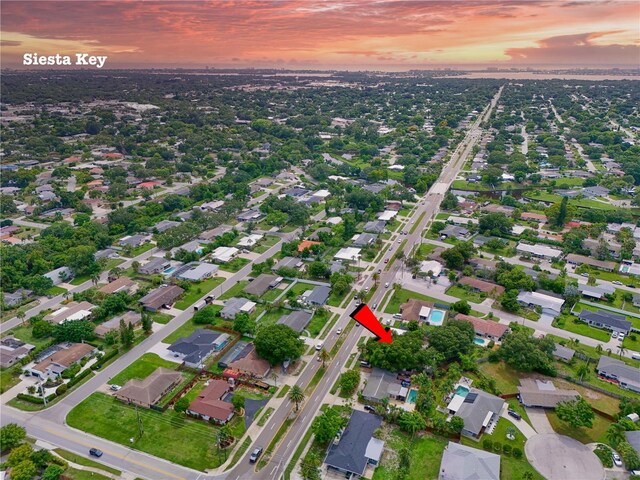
xmin=619 ymin=333 xmax=625 ymax=341
xmin=109 ymin=385 xmax=121 ymax=391
xmin=315 ymin=343 xmax=323 ymax=351
xmin=612 ymin=280 xmax=623 ymax=285
xmin=336 ymin=329 xmax=342 ymax=335
xmin=384 ymin=282 xmax=390 ymax=288
xmin=612 ymin=331 xmax=618 ymax=339
xmin=612 ymin=453 xmax=623 ymax=467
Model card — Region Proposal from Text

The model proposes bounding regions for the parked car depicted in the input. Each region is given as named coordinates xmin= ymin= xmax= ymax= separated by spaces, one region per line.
xmin=581 ymin=273 xmax=590 ymax=277
xmin=393 ymin=313 xmax=403 ymax=319
xmin=612 ymin=331 xmax=618 ymax=339
xmin=89 ymin=448 xmax=103 ymax=458
xmin=627 ymin=284 xmax=636 ymax=288
xmin=249 ymin=447 xmax=263 ymax=463
xmin=613 ymin=280 xmax=623 ymax=285
xmin=364 ymin=405 xmax=376 ymax=413
xmin=619 ymin=333 xmax=625 ymax=341
xmin=632 ymin=353 xmax=640 ymax=360
xmin=109 ymin=384 xmax=121 ymax=391
xmin=360 ymin=361 xmax=372 ymax=368
xmin=507 ymin=410 xmax=521 ymax=421
xmin=613 ymin=453 xmax=623 ymax=467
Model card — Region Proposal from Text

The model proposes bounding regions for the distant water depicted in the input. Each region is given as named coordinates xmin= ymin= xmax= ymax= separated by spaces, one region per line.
xmin=435 ymin=72 xmax=639 ymax=81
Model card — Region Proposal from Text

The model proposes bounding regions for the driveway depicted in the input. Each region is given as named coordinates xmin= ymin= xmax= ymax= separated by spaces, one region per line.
xmin=526 ymin=434 xmax=604 ymax=480
xmin=525 ymin=407 xmax=555 ymax=434
xmin=500 ymin=410 xmax=537 ymax=439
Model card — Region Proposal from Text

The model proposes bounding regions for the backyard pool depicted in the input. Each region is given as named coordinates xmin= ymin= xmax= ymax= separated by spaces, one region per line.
xmin=163 ymin=266 xmax=177 ymax=275
xmin=428 ymin=309 xmax=446 ymax=326
xmin=474 ymin=337 xmax=489 ymax=347
xmin=407 ymin=389 xmax=418 ymax=404
xmin=454 ymin=385 xmax=470 ymax=398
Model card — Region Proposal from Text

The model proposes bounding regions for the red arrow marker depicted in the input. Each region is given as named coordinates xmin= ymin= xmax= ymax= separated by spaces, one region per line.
xmin=350 ymin=304 xmax=392 ymax=344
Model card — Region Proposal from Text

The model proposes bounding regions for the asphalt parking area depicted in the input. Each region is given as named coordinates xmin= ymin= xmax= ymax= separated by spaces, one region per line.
xmin=525 ymin=433 xmax=604 ymax=480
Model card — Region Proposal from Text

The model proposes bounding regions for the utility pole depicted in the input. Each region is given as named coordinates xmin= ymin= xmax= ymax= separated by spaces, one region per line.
xmin=40 ymin=382 xmax=47 ymax=406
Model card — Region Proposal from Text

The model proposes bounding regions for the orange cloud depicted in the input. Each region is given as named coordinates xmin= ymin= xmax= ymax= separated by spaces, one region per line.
xmin=1 ymin=0 xmax=638 ymax=68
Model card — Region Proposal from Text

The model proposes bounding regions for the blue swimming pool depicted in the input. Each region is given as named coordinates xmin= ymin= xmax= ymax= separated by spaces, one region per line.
xmin=474 ymin=337 xmax=488 ymax=346
xmin=455 ymin=385 xmax=470 ymax=397
xmin=428 ymin=309 xmax=445 ymax=325
xmin=163 ymin=266 xmax=177 ymax=274
xmin=407 ymin=389 xmax=418 ymax=404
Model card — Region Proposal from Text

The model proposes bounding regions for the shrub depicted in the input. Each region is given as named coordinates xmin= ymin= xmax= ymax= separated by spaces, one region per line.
xmin=493 ymin=442 xmax=502 ymax=453
xmin=502 ymin=444 xmax=512 ymax=455
xmin=55 ymin=384 xmax=68 ymax=396
xmin=67 ymin=368 xmax=92 ymax=388
xmin=512 ymin=447 xmax=523 ymax=459
xmin=482 ymin=439 xmax=493 ymax=451
xmin=174 ymin=397 xmax=190 ymax=413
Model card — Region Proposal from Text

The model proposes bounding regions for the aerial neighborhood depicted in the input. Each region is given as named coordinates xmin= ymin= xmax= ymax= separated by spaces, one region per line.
xmin=0 ymin=67 xmax=639 ymax=480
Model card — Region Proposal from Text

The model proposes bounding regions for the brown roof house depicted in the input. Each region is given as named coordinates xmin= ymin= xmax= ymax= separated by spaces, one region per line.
xmin=399 ymin=299 xmax=434 ymax=322
xmin=517 ymin=379 xmax=579 ymax=408
xmin=98 ymin=277 xmax=138 ymax=295
xmin=454 ymin=314 xmax=509 ymax=341
xmin=228 ymin=346 xmax=270 ymax=378
xmin=457 ymin=277 xmax=505 ymax=297
xmin=186 ymin=379 xmax=235 ymax=424
xmin=44 ymin=301 xmax=96 ymax=324
xmin=115 ymin=367 xmax=183 ymax=408
xmin=139 ymin=285 xmax=184 ymax=312
xmin=26 ymin=343 xmax=96 ymax=380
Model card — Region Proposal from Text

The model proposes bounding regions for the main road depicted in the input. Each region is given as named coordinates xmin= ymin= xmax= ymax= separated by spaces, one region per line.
xmin=1 ymin=87 xmax=503 ymax=480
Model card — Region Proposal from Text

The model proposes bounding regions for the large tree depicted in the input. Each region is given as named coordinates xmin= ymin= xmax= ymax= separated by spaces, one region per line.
xmin=556 ymin=398 xmax=594 ymax=429
xmin=254 ymin=324 xmax=305 ymax=366
xmin=53 ymin=320 xmax=95 ymax=343
xmin=427 ymin=320 xmax=475 ymax=361
xmin=0 ymin=423 xmax=26 ymax=452
xmin=312 ymin=407 xmax=347 ymax=444
xmin=498 ymin=331 xmax=556 ymax=375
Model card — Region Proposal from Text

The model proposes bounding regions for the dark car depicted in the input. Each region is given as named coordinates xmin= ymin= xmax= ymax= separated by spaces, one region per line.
xmin=627 ymin=284 xmax=636 ymax=288
xmin=364 ymin=405 xmax=376 ymax=413
xmin=401 ymin=380 xmax=411 ymax=388
xmin=507 ymin=410 xmax=521 ymax=421
xmin=89 ymin=448 xmax=103 ymax=457
xmin=249 ymin=446 xmax=263 ymax=463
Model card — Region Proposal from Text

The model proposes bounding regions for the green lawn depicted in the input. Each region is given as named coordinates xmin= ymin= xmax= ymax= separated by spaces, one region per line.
xmin=70 ymin=275 xmax=91 ymax=286
xmin=0 ymin=367 xmax=21 ymax=393
xmin=384 ymin=288 xmax=451 ymax=314
xmin=257 ymin=308 xmax=289 ymax=327
xmin=446 ymin=285 xmax=487 ymax=304
xmin=4 ymin=324 xmax=53 ymax=349
xmin=287 ymin=281 xmax=319 ymax=297
xmin=547 ymin=411 xmax=610 ymax=444
xmin=149 ymin=312 xmax=173 ymax=324
xmin=477 ymin=362 xmax=522 ymax=394
xmin=306 ymin=310 xmax=331 ymax=337
xmin=65 ymin=468 xmax=111 ymax=480
xmin=110 ymin=353 xmax=178 ymax=386
xmin=218 ymin=257 xmax=250 ymax=273
xmin=372 ymin=428 xmax=448 ymax=480
xmin=553 ymin=315 xmax=611 ymax=342
xmin=67 ymin=393 xmax=232 ymax=471
xmin=127 ymin=243 xmax=155 ymax=257
xmin=174 ymin=277 xmax=225 ymax=310
xmin=253 ymin=236 xmax=279 ymax=254
xmin=163 ymin=309 xmax=223 ymax=344
xmin=220 ymin=281 xmax=249 ymax=300
xmin=46 ymin=285 xmax=67 ymax=296
xmin=54 ymin=449 xmax=121 ymax=476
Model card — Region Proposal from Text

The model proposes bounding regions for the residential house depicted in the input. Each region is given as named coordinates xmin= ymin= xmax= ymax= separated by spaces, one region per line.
xmin=26 ymin=343 xmax=96 ymax=380
xmin=226 ymin=344 xmax=270 ymax=378
xmin=94 ymin=311 xmax=141 ymax=338
xmin=44 ymin=301 xmax=96 ymax=325
xmin=174 ymin=262 xmax=219 ymax=281
xmin=399 ymin=299 xmax=435 ymax=322
xmin=115 ymin=367 xmax=183 ymax=408
xmin=351 ymin=233 xmax=378 ymax=247
xmin=168 ymin=329 xmax=230 ymax=369
xmin=277 ymin=310 xmax=313 ymax=333
xmin=440 ymin=225 xmax=470 ymax=239
xmin=0 ymin=337 xmax=35 ymax=368
xmin=334 ymin=247 xmax=362 ymax=262
xmin=237 ymin=234 xmax=264 ymax=249
xmin=236 ymin=209 xmax=263 ymax=222
xmin=301 ymin=285 xmax=331 ymax=306
xmin=119 ymin=234 xmax=149 ymax=248
xmin=577 ymin=284 xmax=615 ymax=300
xmin=210 ymin=246 xmax=239 ymax=263
xmin=453 ymin=314 xmax=509 ymax=341
xmin=520 ymin=212 xmax=547 ymax=223
xmin=244 ymin=274 xmax=282 ymax=296
xmin=98 ymin=277 xmax=137 ymax=295
xmin=553 ymin=343 xmax=575 ymax=362
xmin=378 ymin=210 xmax=398 ymax=221
xmin=324 ymin=410 xmax=384 ymax=478
xmin=578 ymin=310 xmax=631 ymax=335
xmin=298 ymin=240 xmax=321 ymax=253
xmin=186 ymin=379 xmax=234 ymax=424
xmin=220 ymin=297 xmax=256 ymax=319
xmin=138 ymin=257 xmax=170 ymax=275
xmin=596 ymin=356 xmax=640 ymax=393
xmin=139 ymin=285 xmax=184 ymax=312
xmin=199 ymin=225 xmax=232 ymax=242
xmin=565 ymin=253 xmax=616 ymax=272
xmin=273 ymin=256 xmax=303 ymax=271
xmin=170 ymin=240 xmax=204 ymax=256
xmin=361 ymin=368 xmax=405 ymax=403
xmin=3 ymin=289 xmax=34 ymax=308
xmin=452 ymin=389 xmax=505 ymax=439
xmin=457 ymin=277 xmax=505 ymax=297
xmin=153 ymin=220 xmax=180 ymax=233
xmin=517 ymin=379 xmax=579 ymax=408
xmin=517 ymin=291 xmax=564 ymax=319
xmin=363 ymin=221 xmax=386 ymax=234
xmin=438 ymin=442 xmax=500 ymax=480
xmin=624 ymin=431 xmax=640 ymax=456
xmin=420 ymin=260 xmax=443 ymax=277
xmin=516 ymin=242 xmax=563 ymax=260
xmin=43 ymin=266 xmax=74 ymax=286
xmin=199 ymin=200 xmax=225 ymax=212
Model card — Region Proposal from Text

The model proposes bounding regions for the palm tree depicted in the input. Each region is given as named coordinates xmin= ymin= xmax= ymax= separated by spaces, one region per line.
xmin=270 ymin=371 xmax=278 ymax=388
xmin=91 ymin=273 xmax=100 ymax=287
xmin=617 ymin=344 xmax=627 ymax=358
xmin=399 ymin=411 xmax=426 ymax=439
xmin=17 ymin=310 xmax=26 ymax=327
xmin=595 ymin=344 xmax=603 ymax=355
xmin=606 ymin=348 xmax=612 ymax=357
xmin=289 ymin=385 xmax=305 ymax=412
xmin=372 ymin=272 xmax=379 ymax=287
xmin=318 ymin=348 xmax=330 ymax=368
xmin=606 ymin=422 xmax=626 ymax=448
xmin=577 ymin=362 xmax=590 ymax=382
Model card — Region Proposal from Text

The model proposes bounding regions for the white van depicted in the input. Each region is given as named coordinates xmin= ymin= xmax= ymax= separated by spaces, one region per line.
xmin=632 ymin=353 xmax=640 ymax=361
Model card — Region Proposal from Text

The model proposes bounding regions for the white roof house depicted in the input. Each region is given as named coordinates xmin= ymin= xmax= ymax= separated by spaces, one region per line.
xmin=448 ymin=216 xmax=479 ymax=226
xmin=237 ymin=234 xmax=264 ymax=248
xmin=516 ymin=242 xmax=563 ymax=259
xmin=210 ymin=246 xmax=239 ymax=263
xmin=335 ymin=247 xmax=362 ymax=262
xmin=420 ymin=260 xmax=443 ymax=277
xmin=313 ymin=189 xmax=331 ymax=199
xmin=378 ymin=210 xmax=398 ymax=221
xmin=176 ymin=263 xmax=219 ymax=281
xmin=517 ymin=291 xmax=564 ymax=317
xmin=326 ymin=216 xmax=342 ymax=226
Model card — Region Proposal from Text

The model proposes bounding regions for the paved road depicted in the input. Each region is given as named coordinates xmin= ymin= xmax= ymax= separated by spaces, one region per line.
xmin=1 ymin=247 xmax=160 ymax=332
xmin=11 ymin=217 xmax=50 ymax=229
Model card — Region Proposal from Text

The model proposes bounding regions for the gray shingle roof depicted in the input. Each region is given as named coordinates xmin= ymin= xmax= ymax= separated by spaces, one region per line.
xmin=438 ymin=442 xmax=500 ymax=480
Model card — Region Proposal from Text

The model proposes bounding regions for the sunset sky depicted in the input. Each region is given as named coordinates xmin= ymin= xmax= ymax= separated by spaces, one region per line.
xmin=1 ymin=0 xmax=639 ymax=69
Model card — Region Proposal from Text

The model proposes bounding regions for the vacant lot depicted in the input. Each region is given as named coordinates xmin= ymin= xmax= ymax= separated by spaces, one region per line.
xmin=110 ymin=353 xmax=177 ymax=386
